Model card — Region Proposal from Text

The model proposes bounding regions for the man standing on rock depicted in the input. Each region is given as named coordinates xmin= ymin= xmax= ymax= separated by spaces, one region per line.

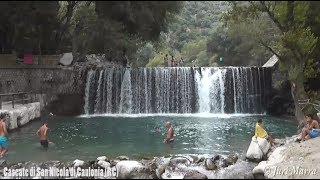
xmin=163 ymin=122 xmax=174 ymax=144
xmin=37 ymin=122 xmax=49 ymax=149
xmin=0 ymin=114 xmax=9 ymax=158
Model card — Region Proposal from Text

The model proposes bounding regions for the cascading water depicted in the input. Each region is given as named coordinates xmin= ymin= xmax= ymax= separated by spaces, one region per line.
xmin=195 ymin=68 xmax=226 ymax=113
xmin=84 ymin=67 xmax=272 ymax=114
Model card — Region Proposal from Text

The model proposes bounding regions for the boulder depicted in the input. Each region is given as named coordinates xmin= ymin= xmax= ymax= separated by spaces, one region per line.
xmin=81 ymin=161 xmax=95 ymax=169
xmin=227 ymin=154 xmax=239 ymax=165
xmin=246 ymin=137 xmax=263 ymax=161
xmin=156 ymin=166 xmax=166 ymax=179
xmin=110 ymin=159 xmax=120 ymax=167
xmin=183 ymin=170 xmax=208 ymax=179
xmin=97 ymin=156 xmax=108 ymax=161
xmin=212 ymin=155 xmax=222 ymax=163
xmin=195 ymin=157 xmax=205 ymax=164
xmin=116 ymin=156 xmax=129 ymax=161
xmin=205 ymin=158 xmax=217 ymax=170
xmin=115 ymin=160 xmax=150 ymax=179
xmin=189 ymin=155 xmax=199 ymax=163
xmin=0 ymin=160 xmax=7 ymax=167
xmin=257 ymin=137 xmax=271 ymax=155
xmin=169 ymin=157 xmax=191 ymax=167
xmin=73 ymin=159 xmax=84 ymax=167
xmin=97 ymin=160 xmax=111 ymax=169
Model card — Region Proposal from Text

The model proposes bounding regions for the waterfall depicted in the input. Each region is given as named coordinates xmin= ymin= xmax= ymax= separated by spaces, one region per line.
xmin=195 ymin=68 xmax=226 ymax=113
xmin=84 ymin=67 xmax=271 ymax=115
xmin=119 ymin=69 xmax=133 ymax=113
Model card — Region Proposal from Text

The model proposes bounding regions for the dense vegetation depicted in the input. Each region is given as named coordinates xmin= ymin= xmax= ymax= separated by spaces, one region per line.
xmin=141 ymin=1 xmax=231 ymax=67
xmin=0 ymin=1 xmax=319 ymax=119
xmin=0 ymin=1 xmax=182 ymax=64
xmin=222 ymin=1 xmax=320 ymax=121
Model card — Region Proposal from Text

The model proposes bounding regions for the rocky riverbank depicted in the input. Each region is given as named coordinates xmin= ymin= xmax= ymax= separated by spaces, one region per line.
xmin=252 ymin=135 xmax=320 ymax=179
xmin=0 ymin=153 xmax=256 ymax=179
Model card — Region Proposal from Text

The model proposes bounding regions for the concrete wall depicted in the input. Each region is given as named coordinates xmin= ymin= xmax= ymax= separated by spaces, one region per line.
xmin=0 ymin=67 xmax=87 ymax=116
xmin=0 ymin=102 xmax=41 ymax=130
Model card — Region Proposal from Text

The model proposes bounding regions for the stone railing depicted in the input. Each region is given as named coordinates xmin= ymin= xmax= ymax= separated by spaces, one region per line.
xmin=0 ymin=92 xmax=34 ymax=109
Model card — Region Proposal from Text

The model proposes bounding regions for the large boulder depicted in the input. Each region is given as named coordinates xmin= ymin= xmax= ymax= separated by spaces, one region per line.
xmin=97 ymin=156 xmax=108 ymax=161
xmin=115 ymin=160 xmax=150 ymax=179
xmin=183 ymin=170 xmax=208 ymax=179
xmin=169 ymin=157 xmax=191 ymax=167
xmin=156 ymin=166 xmax=166 ymax=179
xmin=205 ymin=158 xmax=217 ymax=170
xmin=73 ymin=159 xmax=84 ymax=167
xmin=97 ymin=160 xmax=111 ymax=169
xmin=246 ymin=137 xmax=270 ymax=161
xmin=252 ymin=146 xmax=286 ymax=177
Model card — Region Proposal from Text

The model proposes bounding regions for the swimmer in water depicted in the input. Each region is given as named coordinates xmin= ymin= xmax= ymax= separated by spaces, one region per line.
xmin=36 ymin=122 xmax=49 ymax=149
xmin=163 ymin=122 xmax=174 ymax=144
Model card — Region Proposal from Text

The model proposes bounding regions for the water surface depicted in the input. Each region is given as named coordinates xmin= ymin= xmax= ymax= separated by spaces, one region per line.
xmin=6 ymin=114 xmax=298 ymax=164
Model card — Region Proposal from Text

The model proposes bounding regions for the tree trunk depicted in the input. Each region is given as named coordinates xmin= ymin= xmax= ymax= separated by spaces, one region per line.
xmin=291 ymin=71 xmax=308 ymax=125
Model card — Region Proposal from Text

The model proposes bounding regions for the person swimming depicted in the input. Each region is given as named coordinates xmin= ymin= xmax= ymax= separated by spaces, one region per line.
xmin=163 ymin=122 xmax=174 ymax=144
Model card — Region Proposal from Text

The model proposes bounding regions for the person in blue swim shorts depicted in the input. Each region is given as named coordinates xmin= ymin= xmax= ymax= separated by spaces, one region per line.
xmin=300 ymin=114 xmax=320 ymax=142
xmin=0 ymin=114 xmax=8 ymax=158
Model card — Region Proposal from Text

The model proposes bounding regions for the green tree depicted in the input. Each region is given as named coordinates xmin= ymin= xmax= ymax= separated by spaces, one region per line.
xmin=134 ymin=43 xmax=156 ymax=67
xmin=223 ymin=1 xmax=320 ymax=122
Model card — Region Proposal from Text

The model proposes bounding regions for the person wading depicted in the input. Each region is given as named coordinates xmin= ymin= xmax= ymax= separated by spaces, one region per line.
xmin=0 ymin=114 xmax=9 ymax=158
xmin=163 ymin=121 xmax=174 ymax=144
xmin=36 ymin=122 xmax=49 ymax=149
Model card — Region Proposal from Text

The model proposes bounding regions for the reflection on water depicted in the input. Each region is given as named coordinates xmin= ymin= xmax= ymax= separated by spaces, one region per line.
xmin=6 ymin=115 xmax=298 ymax=164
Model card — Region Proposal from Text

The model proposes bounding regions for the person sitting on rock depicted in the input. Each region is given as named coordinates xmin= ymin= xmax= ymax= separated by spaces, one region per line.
xmin=255 ymin=119 xmax=275 ymax=146
xmin=299 ymin=114 xmax=320 ymax=142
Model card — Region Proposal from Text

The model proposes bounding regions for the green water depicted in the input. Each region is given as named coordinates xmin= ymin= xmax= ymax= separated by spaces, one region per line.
xmin=6 ymin=114 xmax=298 ymax=164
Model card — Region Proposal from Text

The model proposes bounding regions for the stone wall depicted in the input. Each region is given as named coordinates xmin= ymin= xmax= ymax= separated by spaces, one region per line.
xmin=0 ymin=102 xmax=41 ymax=130
xmin=0 ymin=67 xmax=87 ymax=116
xmin=266 ymin=65 xmax=295 ymax=116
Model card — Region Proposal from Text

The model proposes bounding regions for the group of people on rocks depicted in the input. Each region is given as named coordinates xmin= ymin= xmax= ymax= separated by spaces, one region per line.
xmin=255 ymin=113 xmax=320 ymax=146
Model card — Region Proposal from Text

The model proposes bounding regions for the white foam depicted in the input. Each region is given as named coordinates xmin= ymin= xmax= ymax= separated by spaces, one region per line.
xmin=78 ymin=113 xmax=266 ymax=119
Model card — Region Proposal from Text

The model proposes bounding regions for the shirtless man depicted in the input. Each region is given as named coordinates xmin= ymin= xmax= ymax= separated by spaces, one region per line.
xmin=300 ymin=114 xmax=320 ymax=142
xmin=36 ymin=122 xmax=49 ymax=148
xmin=163 ymin=122 xmax=174 ymax=144
xmin=0 ymin=114 xmax=8 ymax=158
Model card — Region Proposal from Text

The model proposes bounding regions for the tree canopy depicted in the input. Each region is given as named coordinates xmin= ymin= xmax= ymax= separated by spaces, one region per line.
xmin=0 ymin=1 xmax=182 ymax=64
xmin=223 ymin=1 xmax=320 ymax=120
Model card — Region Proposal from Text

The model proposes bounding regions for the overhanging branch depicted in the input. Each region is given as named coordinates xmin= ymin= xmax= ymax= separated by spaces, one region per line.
xmin=258 ymin=39 xmax=281 ymax=59
xmin=259 ymin=1 xmax=286 ymax=32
